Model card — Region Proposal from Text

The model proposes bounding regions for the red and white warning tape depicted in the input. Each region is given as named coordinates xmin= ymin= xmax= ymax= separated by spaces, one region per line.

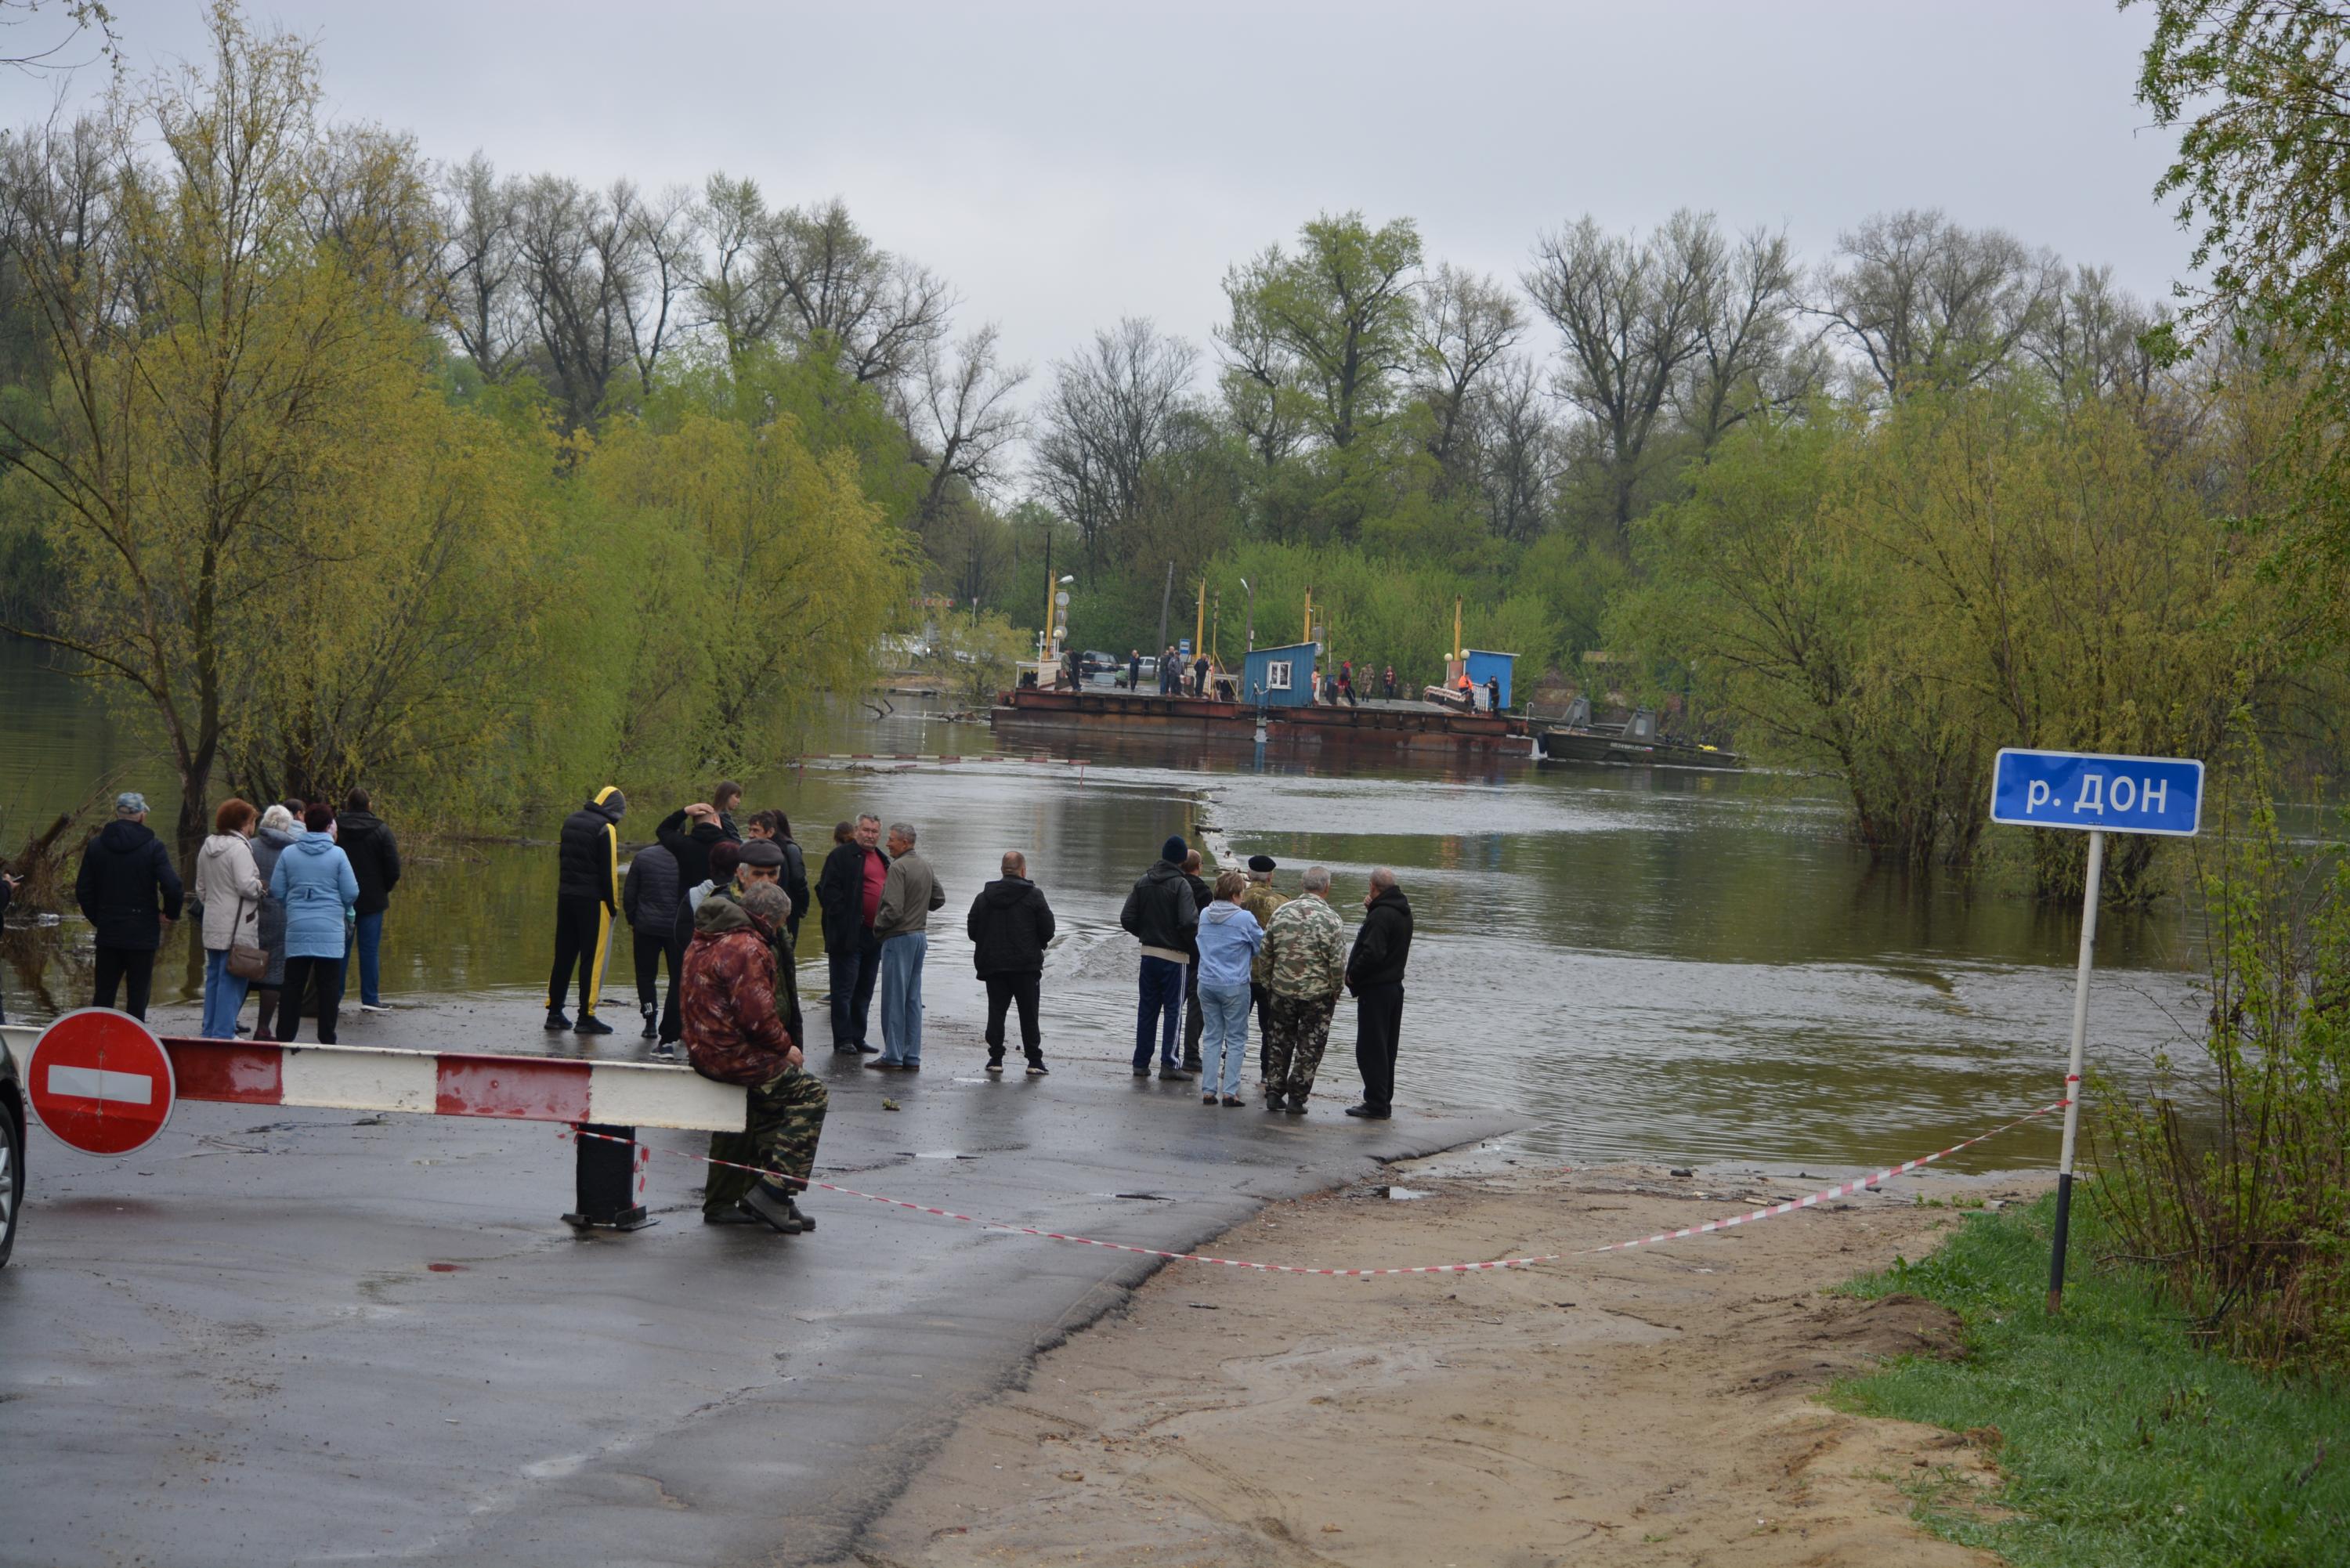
xmin=570 ymin=1097 xmax=2070 ymax=1277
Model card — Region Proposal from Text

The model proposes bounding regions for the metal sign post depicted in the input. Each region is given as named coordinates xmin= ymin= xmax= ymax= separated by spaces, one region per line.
xmin=1988 ymin=747 xmax=2204 ymax=1313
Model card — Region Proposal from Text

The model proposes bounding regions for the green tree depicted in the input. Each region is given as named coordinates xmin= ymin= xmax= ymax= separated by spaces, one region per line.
xmin=0 ymin=2 xmax=442 ymax=851
xmin=1220 ymin=211 xmax=1423 ymax=451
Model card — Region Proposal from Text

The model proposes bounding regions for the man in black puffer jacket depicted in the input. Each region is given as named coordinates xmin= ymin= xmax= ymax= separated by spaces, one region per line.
xmin=74 ymin=791 xmax=184 ymax=1020
xmin=1343 ymin=867 xmax=1414 ymax=1120
xmin=548 ymin=786 xmax=625 ymax=1035
xmin=967 ymin=850 xmax=1057 ymax=1075
xmin=335 ymin=787 xmax=401 ymax=1013
xmin=1119 ymin=835 xmax=1199 ymax=1080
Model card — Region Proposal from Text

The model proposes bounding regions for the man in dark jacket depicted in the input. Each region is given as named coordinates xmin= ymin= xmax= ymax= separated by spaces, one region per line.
xmin=336 ymin=787 xmax=401 ymax=1013
xmin=967 ymin=850 xmax=1057 ymax=1075
xmin=548 ymin=786 xmax=625 ymax=1035
xmin=621 ymin=837 xmax=682 ymax=1049
xmin=656 ymin=801 xmax=735 ymax=1046
xmin=75 ymin=792 xmax=183 ymax=1020
xmin=1119 ymin=834 xmax=1199 ymax=1079
xmin=0 ymin=862 xmax=13 ymax=1023
xmin=1343 ymin=867 xmax=1414 ymax=1119
xmin=814 ymin=813 xmax=888 ymax=1054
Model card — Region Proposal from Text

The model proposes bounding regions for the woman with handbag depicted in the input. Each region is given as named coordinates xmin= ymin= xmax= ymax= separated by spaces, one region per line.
xmin=196 ymin=798 xmax=268 ymax=1039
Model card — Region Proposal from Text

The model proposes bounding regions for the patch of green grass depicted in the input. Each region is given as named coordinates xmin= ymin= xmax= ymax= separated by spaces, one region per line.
xmin=1828 ymin=1194 xmax=2347 ymax=1568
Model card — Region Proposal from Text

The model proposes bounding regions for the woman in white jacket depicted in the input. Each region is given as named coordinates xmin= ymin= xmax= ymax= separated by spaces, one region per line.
xmin=195 ymin=798 xmax=266 ymax=1039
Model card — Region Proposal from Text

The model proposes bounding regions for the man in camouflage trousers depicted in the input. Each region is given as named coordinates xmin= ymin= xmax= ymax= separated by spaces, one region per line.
xmin=683 ymin=878 xmax=827 ymax=1233
xmin=1258 ymin=865 xmax=1349 ymax=1113
xmin=1238 ymin=854 xmax=1289 ymax=1082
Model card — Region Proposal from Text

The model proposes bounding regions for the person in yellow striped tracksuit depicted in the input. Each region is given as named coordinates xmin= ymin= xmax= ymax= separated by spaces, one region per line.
xmin=548 ymin=786 xmax=627 ymax=1034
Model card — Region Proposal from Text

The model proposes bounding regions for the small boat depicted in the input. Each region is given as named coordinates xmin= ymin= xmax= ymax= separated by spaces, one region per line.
xmin=1538 ymin=702 xmax=1744 ymax=771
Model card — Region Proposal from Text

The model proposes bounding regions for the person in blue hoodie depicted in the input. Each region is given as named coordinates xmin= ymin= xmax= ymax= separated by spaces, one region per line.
xmin=1192 ymin=869 xmax=1265 ymax=1107
xmin=269 ymin=801 xmax=360 ymax=1043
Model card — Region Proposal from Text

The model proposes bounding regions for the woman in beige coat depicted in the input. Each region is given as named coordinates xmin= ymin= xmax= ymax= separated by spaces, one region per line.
xmin=196 ymin=798 xmax=266 ymax=1039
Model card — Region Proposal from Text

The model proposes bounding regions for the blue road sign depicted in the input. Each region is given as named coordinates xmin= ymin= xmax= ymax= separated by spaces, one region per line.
xmin=1990 ymin=748 xmax=2203 ymax=836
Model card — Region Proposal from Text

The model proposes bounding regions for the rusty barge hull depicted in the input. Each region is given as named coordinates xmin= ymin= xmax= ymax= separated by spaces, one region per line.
xmin=988 ymin=688 xmax=1538 ymax=757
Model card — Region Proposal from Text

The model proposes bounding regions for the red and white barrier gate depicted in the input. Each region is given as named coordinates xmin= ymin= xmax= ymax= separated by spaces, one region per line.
xmin=1 ymin=1021 xmax=744 ymax=1231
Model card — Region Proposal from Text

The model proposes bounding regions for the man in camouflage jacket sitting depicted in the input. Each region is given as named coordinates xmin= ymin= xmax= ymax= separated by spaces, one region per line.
xmin=682 ymin=878 xmax=827 ymax=1233
xmin=1257 ymin=865 xmax=1349 ymax=1113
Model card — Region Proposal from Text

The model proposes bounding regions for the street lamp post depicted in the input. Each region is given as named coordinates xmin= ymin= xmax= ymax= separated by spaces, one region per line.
xmin=1240 ymin=577 xmax=1255 ymax=653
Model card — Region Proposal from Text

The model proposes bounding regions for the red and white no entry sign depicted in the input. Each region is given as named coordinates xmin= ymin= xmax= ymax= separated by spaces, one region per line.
xmin=28 ymin=1010 xmax=177 ymax=1157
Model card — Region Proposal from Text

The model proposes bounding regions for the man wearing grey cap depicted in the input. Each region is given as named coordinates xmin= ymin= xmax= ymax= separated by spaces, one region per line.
xmin=75 ymin=791 xmax=183 ymax=1020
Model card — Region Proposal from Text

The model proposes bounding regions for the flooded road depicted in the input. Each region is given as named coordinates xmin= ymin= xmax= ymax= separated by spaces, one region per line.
xmin=1 ymin=637 xmax=2201 ymax=1171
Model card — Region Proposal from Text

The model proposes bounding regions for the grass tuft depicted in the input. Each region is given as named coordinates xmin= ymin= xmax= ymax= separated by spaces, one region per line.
xmin=1828 ymin=1193 xmax=2348 ymax=1568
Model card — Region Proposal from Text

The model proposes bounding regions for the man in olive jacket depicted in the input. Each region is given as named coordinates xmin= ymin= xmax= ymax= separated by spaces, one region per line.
xmin=1343 ymin=867 xmax=1414 ymax=1120
xmin=967 ymin=850 xmax=1056 ymax=1075
xmin=870 ymin=822 xmax=945 ymax=1071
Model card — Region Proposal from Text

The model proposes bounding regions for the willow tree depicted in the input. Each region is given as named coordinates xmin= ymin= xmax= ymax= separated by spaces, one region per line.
xmin=580 ymin=406 xmax=912 ymax=779
xmin=0 ymin=3 xmax=439 ymax=851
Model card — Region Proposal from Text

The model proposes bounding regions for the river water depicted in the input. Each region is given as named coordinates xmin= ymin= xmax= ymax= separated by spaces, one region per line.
xmin=0 ymin=637 xmax=2204 ymax=1171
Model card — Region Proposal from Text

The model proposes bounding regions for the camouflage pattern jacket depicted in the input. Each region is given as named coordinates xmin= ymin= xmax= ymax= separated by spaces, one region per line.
xmin=1262 ymin=893 xmax=1347 ymax=1003
xmin=682 ymin=898 xmax=796 ymax=1086
xmin=1238 ymin=883 xmax=1289 ymax=985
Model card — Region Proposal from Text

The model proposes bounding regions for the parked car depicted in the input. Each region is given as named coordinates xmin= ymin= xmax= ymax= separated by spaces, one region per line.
xmin=1 ymin=1026 xmax=22 ymax=1268
xmin=1078 ymin=649 xmax=1119 ymax=677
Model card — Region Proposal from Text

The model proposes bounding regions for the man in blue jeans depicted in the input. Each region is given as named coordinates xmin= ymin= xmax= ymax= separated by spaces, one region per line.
xmin=867 ymin=822 xmax=944 ymax=1071
xmin=335 ymin=788 xmax=401 ymax=1013
xmin=1120 ymin=835 xmax=1199 ymax=1080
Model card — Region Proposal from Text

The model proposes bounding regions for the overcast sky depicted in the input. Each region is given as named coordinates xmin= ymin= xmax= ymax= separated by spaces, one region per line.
xmin=12 ymin=1 xmax=2187 ymax=379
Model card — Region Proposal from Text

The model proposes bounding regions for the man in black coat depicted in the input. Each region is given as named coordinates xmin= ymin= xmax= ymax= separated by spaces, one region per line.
xmin=967 ymin=850 xmax=1057 ymax=1075
xmin=1119 ymin=834 xmax=1199 ymax=1079
xmin=622 ymin=837 xmax=683 ymax=1048
xmin=548 ymin=786 xmax=625 ymax=1035
xmin=814 ymin=813 xmax=888 ymax=1054
xmin=336 ymin=787 xmax=402 ymax=1013
xmin=1343 ymin=867 xmax=1414 ymax=1120
xmin=74 ymin=791 xmax=183 ymax=1020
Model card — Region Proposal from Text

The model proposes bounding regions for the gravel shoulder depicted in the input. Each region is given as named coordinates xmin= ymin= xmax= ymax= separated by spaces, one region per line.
xmin=831 ymin=1158 xmax=2049 ymax=1568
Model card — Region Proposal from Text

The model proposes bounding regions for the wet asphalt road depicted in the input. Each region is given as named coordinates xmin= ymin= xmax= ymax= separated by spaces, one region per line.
xmin=0 ymin=997 xmax=1510 ymax=1567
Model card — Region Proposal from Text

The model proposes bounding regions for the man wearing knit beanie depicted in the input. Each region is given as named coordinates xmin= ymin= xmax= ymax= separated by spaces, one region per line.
xmin=1119 ymin=833 xmax=1199 ymax=1078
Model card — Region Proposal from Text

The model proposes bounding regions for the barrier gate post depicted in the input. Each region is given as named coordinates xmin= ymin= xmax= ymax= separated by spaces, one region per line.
xmin=563 ymin=1122 xmax=653 ymax=1230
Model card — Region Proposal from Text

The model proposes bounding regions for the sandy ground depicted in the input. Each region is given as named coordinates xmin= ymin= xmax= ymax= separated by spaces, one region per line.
xmin=826 ymin=1155 xmax=2049 ymax=1568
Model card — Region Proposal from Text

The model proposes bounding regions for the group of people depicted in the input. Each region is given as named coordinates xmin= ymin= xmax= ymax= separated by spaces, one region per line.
xmin=1123 ymin=839 xmax=1413 ymax=1118
xmin=69 ymin=788 xmax=402 ymax=1044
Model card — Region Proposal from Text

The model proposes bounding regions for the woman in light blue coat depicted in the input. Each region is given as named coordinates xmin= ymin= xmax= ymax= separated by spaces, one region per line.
xmin=1192 ymin=869 xmax=1265 ymax=1106
xmin=269 ymin=801 xmax=360 ymax=1043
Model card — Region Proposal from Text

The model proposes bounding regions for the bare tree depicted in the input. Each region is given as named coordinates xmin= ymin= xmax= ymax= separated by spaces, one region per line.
xmin=1811 ymin=208 xmax=2061 ymax=397
xmin=1679 ymin=225 xmax=1819 ymax=448
xmin=435 ymin=153 xmax=525 ymax=379
xmin=613 ymin=179 xmax=700 ymax=398
xmin=697 ymin=171 xmax=788 ymax=356
xmin=512 ymin=174 xmax=635 ymax=427
xmin=769 ymin=197 xmax=955 ymax=386
xmin=909 ymin=323 xmax=1029 ymax=523
xmin=1031 ymin=318 xmax=1200 ymax=569
xmin=1415 ymin=262 xmax=1524 ymax=481
xmin=1525 ymin=208 xmax=1719 ymax=544
xmin=2023 ymin=264 xmax=2161 ymax=406
xmin=1464 ymin=356 xmax=1560 ymax=544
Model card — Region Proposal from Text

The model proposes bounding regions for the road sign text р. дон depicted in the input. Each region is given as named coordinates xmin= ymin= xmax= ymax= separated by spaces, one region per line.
xmin=1989 ymin=749 xmax=2204 ymax=837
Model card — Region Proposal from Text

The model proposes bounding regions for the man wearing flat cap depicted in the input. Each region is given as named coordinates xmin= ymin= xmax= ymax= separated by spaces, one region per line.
xmin=1238 ymin=854 xmax=1289 ymax=1082
xmin=76 ymin=790 xmax=183 ymax=1020
xmin=711 ymin=834 xmax=804 ymax=1057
